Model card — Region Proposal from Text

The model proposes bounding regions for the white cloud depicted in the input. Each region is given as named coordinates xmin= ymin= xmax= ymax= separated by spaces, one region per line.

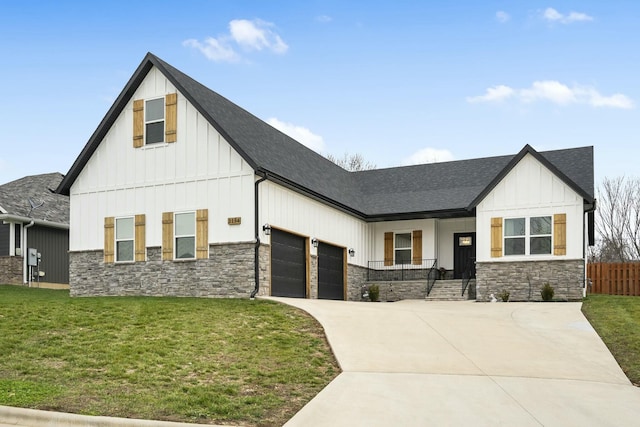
xmin=266 ymin=118 xmax=325 ymax=152
xmin=468 ymin=80 xmax=634 ymax=109
xmin=466 ymin=85 xmax=515 ymax=103
xmin=543 ymin=7 xmax=593 ymax=24
xmin=316 ymin=15 xmax=332 ymax=23
xmin=402 ymin=148 xmax=455 ymax=166
xmin=520 ymin=80 xmax=576 ymax=105
xmin=229 ymin=19 xmax=288 ymax=54
xmin=183 ymin=37 xmax=240 ymax=63
xmin=496 ymin=11 xmax=510 ymax=23
xmin=184 ymin=18 xmax=288 ymax=62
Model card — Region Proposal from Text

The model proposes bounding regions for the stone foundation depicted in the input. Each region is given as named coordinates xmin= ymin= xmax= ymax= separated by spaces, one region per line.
xmin=69 ymin=242 xmax=255 ymax=298
xmin=476 ymin=259 xmax=585 ymax=302
xmin=364 ymin=280 xmax=427 ymax=301
xmin=0 ymin=256 xmax=23 ymax=285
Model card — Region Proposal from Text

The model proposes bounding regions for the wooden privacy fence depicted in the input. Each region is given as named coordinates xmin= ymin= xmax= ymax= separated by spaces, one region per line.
xmin=587 ymin=262 xmax=640 ymax=296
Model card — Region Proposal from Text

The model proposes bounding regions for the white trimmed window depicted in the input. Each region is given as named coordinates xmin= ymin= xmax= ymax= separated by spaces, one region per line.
xmin=504 ymin=216 xmax=552 ymax=256
xmin=145 ymin=98 xmax=165 ymax=144
xmin=394 ymin=232 xmax=412 ymax=264
xmin=115 ymin=217 xmax=134 ymax=262
xmin=175 ymin=212 xmax=196 ymax=259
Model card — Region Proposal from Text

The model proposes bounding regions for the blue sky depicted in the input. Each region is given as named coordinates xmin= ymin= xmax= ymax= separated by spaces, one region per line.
xmin=1 ymin=1 xmax=638 ymax=187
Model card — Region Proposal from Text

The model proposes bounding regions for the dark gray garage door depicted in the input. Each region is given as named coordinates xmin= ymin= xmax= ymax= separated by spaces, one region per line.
xmin=271 ymin=229 xmax=306 ymax=298
xmin=318 ymin=242 xmax=344 ymax=300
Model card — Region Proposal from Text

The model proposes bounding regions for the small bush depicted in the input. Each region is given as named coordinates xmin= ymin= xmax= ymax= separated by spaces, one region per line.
xmin=498 ymin=289 xmax=510 ymax=302
xmin=368 ymin=284 xmax=380 ymax=302
xmin=541 ymin=283 xmax=555 ymax=301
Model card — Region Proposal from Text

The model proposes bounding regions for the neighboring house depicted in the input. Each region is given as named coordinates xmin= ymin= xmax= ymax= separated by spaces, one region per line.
xmin=56 ymin=53 xmax=595 ymax=301
xmin=0 ymin=173 xmax=70 ymax=287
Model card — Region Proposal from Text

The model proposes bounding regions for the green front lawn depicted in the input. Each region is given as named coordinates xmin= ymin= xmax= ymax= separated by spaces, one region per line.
xmin=0 ymin=285 xmax=339 ymax=426
xmin=582 ymin=294 xmax=640 ymax=386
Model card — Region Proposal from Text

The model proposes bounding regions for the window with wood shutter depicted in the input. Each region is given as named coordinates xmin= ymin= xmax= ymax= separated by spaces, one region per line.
xmin=196 ymin=209 xmax=208 ymax=259
xmin=553 ymin=213 xmax=567 ymax=255
xmin=490 ymin=217 xmax=502 ymax=258
xmin=384 ymin=232 xmax=393 ymax=266
xmin=104 ymin=217 xmax=115 ymax=263
xmin=412 ymin=230 xmax=422 ymax=265
xmin=162 ymin=212 xmax=174 ymax=261
xmin=132 ymin=93 xmax=177 ymax=147
xmin=135 ymin=214 xmax=146 ymax=262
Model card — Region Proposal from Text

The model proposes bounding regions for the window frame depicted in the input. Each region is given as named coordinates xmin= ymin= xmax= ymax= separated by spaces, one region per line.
xmin=145 ymin=97 xmax=165 ymax=145
xmin=394 ymin=232 xmax=412 ymax=265
xmin=503 ymin=216 xmax=553 ymax=256
xmin=115 ymin=216 xmax=135 ymax=263
xmin=174 ymin=211 xmax=196 ymax=260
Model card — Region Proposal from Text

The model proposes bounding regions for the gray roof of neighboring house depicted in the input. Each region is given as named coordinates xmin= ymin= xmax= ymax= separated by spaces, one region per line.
xmin=0 ymin=172 xmax=69 ymax=224
xmin=57 ymin=53 xmax=595 ymax=220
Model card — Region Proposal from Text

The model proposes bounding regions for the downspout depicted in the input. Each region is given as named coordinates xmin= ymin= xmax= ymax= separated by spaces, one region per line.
xmin=23 ymin=220 xmax=35 ymax=286
xmin=251 ymin=171 xmax=268 ymax=299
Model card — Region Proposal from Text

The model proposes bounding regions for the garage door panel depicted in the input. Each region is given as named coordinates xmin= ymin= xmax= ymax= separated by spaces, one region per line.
xmin=271 ymin=229 xmax=306 ymax=298
xmin=318 ymin=242 xmax=344 ymax=300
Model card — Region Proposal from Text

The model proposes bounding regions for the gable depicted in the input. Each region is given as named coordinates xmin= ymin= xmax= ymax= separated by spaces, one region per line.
xmin=70 ymin=66 xmax=252 ymax=196
xmin=477 ymin=153 xmax=583 ymax=211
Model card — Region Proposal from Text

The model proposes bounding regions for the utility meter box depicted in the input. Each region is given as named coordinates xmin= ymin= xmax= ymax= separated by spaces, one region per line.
xmin=27 ymin=248 xmax=38 ymax=266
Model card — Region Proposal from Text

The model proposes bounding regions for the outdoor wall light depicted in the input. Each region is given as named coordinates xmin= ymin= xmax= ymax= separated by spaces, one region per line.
xmin=262 ymin=223 xmax=271 ymax=235
xmin=311 ymin=238 xmax=319 ymax=248
xmin=348 ymin=248 xmax=355 ymax=257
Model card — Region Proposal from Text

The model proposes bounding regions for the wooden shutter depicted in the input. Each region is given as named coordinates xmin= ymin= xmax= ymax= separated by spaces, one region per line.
xmin=134 ymin=214 xmax=146 ymax=262
xmin=104 ymin=217 xmax=115 ymax=263
xmin=554 ymin=213 xmax=567 ymax=256
xmin=162 ymin=212 xmax=174 ymax=261
xmin=491 ymin=217 xmax=503 ymax=258
xmin=412 ymin=230 xmax=422 ymax=265
xmin=196 ymin=209 xmax=209 ymax=259
xmin=133 ymin=99 xmax=144 ymax=148
xmin=384 ymin=232 xmax=393 ymax=266
xmin=165 ymin=93 xmax=177 ymax=143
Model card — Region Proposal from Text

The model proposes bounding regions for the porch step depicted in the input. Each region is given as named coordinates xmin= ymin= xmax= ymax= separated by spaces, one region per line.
xmin=426 ymin=279 xmax=475 ymax=301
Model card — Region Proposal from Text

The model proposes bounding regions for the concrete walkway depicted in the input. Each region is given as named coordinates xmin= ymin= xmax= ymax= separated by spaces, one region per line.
xmin=272 ymin=298 xmax=640 ymax=427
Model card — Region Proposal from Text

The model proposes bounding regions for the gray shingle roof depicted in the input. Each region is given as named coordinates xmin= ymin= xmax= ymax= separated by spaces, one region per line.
xmin=0 ymin=173 xmax=69 ymax=224
xmin=57 ymin=53 xmax=594 ymax=220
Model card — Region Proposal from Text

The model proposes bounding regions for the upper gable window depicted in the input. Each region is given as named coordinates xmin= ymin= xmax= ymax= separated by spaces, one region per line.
xmin=145 ymin=98 xmax=165 ymax=144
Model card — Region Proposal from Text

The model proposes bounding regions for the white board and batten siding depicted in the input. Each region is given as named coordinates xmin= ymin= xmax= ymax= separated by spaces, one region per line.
xmin=475 ymin=153 xmax=584 ymax=262
xmin=69 ymin=66 xmax=255 ymax=251
xmin=372 ymin=220 xmax=437 ymax=264
xmin=259 ymin=181 xmax=373 ymax=267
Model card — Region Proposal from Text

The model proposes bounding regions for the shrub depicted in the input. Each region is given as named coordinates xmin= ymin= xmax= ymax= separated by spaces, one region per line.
xmin=541 ymin=283 xmax=555 ymax=301
xmin=368 ymin=284 xmax=380 ymax=302
xmin=498 ymin=289 xmax=510 ymax=302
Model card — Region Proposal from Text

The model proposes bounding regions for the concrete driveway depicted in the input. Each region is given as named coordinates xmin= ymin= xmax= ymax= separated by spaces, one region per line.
xmin=270 ymin=298 xmax=640 ymax=427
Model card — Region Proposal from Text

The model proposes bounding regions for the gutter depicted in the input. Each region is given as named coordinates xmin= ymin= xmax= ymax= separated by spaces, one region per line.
xmin=251 ymin=171 xmax=268 ymax=299
xmin=0 ymin=214 xmax=69 ymax=230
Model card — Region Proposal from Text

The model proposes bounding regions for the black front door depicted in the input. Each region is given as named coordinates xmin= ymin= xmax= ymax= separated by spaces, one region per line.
xmin=453 ymin=232 xmax=476 ymax=280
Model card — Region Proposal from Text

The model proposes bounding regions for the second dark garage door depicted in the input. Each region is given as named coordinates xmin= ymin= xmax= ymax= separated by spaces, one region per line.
xmin=271 ymin=229 xmax=307 ymax=298
xmin=318 ymin=242 xmax=345 ymax=300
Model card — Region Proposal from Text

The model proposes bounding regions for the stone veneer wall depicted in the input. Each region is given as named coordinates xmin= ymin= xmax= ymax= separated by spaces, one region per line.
xmin=347 ymin=263 xmax=369 ymax=301
xmin=475 ymin=259 xmax=585 ymax=302
xmin=69 ymin=242 xmax=255 ymax=298
xmin=256 ymin=243 xmax=270 ymax=297
xmin=0 ymin=256 xmax=23 ymax=284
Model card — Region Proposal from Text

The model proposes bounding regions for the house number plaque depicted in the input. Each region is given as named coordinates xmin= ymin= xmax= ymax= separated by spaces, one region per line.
xmin=228 ymin=217 xmax=242 ymax=225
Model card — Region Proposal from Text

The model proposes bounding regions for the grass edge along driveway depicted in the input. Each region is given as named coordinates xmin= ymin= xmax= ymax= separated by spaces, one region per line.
xmin=582 ymin=294 xmax=640 ymax=387
xmin=0 ymin=285 xmax=339 ymax=426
